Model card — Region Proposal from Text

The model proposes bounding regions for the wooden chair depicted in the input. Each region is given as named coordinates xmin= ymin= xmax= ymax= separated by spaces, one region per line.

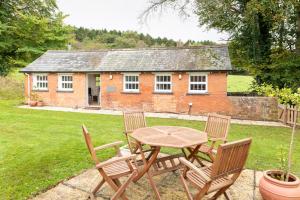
xmin=82 ymin=125 xmax=137 ymax=200
xmin=179 ymin=138 xmax=252 ymax=200
xmin=122 ymin=111 xmax=152 ymax=155
xmin=194 ymin=113 xmax=231 ymax=163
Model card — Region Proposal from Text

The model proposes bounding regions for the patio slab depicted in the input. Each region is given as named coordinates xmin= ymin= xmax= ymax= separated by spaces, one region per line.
xmin=19 ymin=105 xmax=284 ymax=127
xmin=31 ymin=168 xmax=263 ymax=200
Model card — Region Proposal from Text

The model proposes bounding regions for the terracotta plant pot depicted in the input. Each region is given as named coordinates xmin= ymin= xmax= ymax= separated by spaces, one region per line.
xmin=29 ymin=100 xmax=38 ymax=107
xmin=37 ymin=101 xmax=44 ymax=107
xmin=259 ymin=170 xmax=300 ymax=200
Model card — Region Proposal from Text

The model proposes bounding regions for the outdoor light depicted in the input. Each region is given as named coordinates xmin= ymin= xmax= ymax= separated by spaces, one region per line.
xmin=179 ymin=74 xmax=182 ymax=80
xmin=109 ymin=74 xmax=113 ymax=80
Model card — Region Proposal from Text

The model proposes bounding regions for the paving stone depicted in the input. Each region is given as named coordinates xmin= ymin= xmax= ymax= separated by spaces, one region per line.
xmin=32 ymin=168 xmax=263 ymax=200
xmin=32 ymin=183 xmax=89 ymax=200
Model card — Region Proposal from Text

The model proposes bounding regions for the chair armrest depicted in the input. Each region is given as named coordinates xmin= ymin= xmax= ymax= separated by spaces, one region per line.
xmin=179 ymin=158 xmax=211 ymax=182
xmin=96 ymin=155 xmax=136 ymax=169
xmin=94 ymin=141 xmax=123 ymax=151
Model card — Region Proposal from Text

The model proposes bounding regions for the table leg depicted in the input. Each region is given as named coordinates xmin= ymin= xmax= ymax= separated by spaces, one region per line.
xmin=186 ymin=145 xmax=204 ymax=166
xmin=133 ymin=142 xmax=161 ymax=200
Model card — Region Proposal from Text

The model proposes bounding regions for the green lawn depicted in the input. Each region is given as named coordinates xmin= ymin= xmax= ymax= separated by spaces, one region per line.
xmin=0 ymin=100 xmax=300 ymax=199
xmin=227 ymin=75 xmax=254 ymax=92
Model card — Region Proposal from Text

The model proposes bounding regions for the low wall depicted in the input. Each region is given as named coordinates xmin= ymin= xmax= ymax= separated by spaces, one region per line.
xmin=228 ymin=96 xmax=278 ymax=121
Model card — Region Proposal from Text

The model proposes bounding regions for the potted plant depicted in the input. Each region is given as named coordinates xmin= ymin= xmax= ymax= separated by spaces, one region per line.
xmin=28 ymin=92 xmax=38 ymax=107
xmin=36 ymin=96 xmax=44 ymax=107
xmin=256 ymin=85 xmax=300 ymax=200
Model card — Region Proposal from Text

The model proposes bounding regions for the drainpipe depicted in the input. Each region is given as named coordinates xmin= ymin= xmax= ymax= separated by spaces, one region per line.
xmin=25 ymin=73 xmax=30 ymax=103
xmin=188 ymin=102 xmax=193 ymax=115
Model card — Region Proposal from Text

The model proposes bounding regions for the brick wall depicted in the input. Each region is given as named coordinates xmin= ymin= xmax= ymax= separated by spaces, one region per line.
xmin=100 ymin=72 xmax=232 ymax=114
xmin=24 ymin=72 xmax=278 ymax=121
xmin=25 ymin=73 xmax=87 ymax=107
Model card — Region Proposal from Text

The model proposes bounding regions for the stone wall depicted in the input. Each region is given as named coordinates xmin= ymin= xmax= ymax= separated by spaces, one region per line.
xmin=228 ymin=96 xmax=278 ymax=121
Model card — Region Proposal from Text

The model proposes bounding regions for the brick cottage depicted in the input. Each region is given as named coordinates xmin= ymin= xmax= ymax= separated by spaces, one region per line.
xmin=20 ymin=46 xmax=277 ymax=119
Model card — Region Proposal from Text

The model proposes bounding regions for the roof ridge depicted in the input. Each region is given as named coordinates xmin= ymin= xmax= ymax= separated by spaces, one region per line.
xmin=46 ymin=45 xmax=228 ymax=53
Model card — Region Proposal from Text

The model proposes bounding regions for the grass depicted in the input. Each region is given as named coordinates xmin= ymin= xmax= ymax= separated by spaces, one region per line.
xmin=227 ymin=75 xmax=254 ymax=92
xmin=0 ymin=69 xmax=24 ymax=100
xmin=1 ymin=100 xmax=300 ymax=199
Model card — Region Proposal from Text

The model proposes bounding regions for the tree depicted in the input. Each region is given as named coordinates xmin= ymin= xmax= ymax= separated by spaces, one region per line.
xmin=0 ymin=0 xmax=71 ymax=76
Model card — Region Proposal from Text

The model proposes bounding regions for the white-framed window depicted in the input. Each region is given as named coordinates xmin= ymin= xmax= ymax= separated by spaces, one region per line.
xmin=58 ymin=74 xmax=73 ymax=91
xmin=154 ymin=73 xmax=172 ymax=93
xmin=123 ymin=73 xmax=139 ymax=92
xmin=33 ymin=73 xmax=48 ymax=90
xmin=188 ymin=73 xmax=208 ymax=94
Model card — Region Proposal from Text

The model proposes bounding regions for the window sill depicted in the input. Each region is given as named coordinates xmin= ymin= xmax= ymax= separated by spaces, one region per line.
xmin=121 ymin=91 xmax=140 ymax=94
xmin=57 ymin=90 xmax=74 ymax=93
xmin=186 ymin=92 xmax=209 ymax=95
xmin=153 ymin=91 xmax=173 ymax=95
xmin=32 ymin=89 xmax=49 ymax=92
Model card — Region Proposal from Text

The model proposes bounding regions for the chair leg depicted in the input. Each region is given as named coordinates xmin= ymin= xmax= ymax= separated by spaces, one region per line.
xmin=208 ymin=185 xmax=231 ymax=200
xmin=207 ymin=152 xmax=215 ymax=163
xmin=91 ymin=179 xmax=105 ymax=195
xmin=112 ymin=179 xmax=128 ymax=200
xmin=111 ymin=171 xmax=137 ymax=200
xmin=106 ymin=178 xmax=128 ymax=200
xmin=224 ymin=191 xmax=232 ymax=200
xmin=179 ymin=173 xmax=193 ymax=200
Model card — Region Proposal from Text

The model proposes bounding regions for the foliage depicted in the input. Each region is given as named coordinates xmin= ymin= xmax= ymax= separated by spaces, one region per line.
xmin=0 ymin=0 xmax=71 ymax=76
xmin=71 ymin=27 xmax=216 ymax=50
xmin=255 ymin=84 xmax=300 ymax=105
xmin=255 ymin=51 xmax=300 ymax=90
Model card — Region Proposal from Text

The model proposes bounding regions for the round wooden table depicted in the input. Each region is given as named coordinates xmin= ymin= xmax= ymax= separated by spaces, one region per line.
xmin=131 ymin=126 xmax=207 ymax=200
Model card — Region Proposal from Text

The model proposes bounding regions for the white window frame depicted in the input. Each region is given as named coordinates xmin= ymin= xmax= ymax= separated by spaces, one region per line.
xmin=32 ymin=73 xmax=48 ymax=91
xmin=58 ymin=73 xmax=73 ymax=91
xmin=123 ymin=73 xmax=140 ymax=93
xmin=154 ymin=73 xmax=172 ymax=93
xmin=188 ymin=72 xmax=208 ymax=94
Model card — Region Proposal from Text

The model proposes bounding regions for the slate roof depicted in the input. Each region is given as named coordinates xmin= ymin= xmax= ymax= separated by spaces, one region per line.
xmin=21 ymin=51 xmax=108 ymax=72
xmin=21 ymin=46 xmax=232 ymax=73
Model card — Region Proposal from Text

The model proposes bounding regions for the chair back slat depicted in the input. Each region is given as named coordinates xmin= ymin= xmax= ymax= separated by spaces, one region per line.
xmin=123 ymin=111 xmax=146 ymax=134
xmin=82 ymin=125 xmax=99 ymax=164
xmin=211 ymin=138 xmax=252 ymax=179
xmin=205 ymin=113 xmax=231 ymax=140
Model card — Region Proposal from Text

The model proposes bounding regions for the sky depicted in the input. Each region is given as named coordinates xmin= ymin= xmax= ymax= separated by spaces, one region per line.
xmin=56 ymin=0 xmax=228 ymax=43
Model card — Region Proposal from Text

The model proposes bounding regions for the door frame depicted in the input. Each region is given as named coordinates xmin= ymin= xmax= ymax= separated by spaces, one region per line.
xmin=86 ymin=73 xmax=101 ymax=107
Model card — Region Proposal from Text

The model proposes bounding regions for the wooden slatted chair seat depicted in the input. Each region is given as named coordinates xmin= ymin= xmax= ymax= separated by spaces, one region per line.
xmin=179 ymin=138 xmax=252 ymax=200
xmin=186 ymin=166 xmax=233 ymax=193
xmin=82 ymin=125 xmax=137 ymax=200
xmin=102 ymin=158 xmax=136 ymax=178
